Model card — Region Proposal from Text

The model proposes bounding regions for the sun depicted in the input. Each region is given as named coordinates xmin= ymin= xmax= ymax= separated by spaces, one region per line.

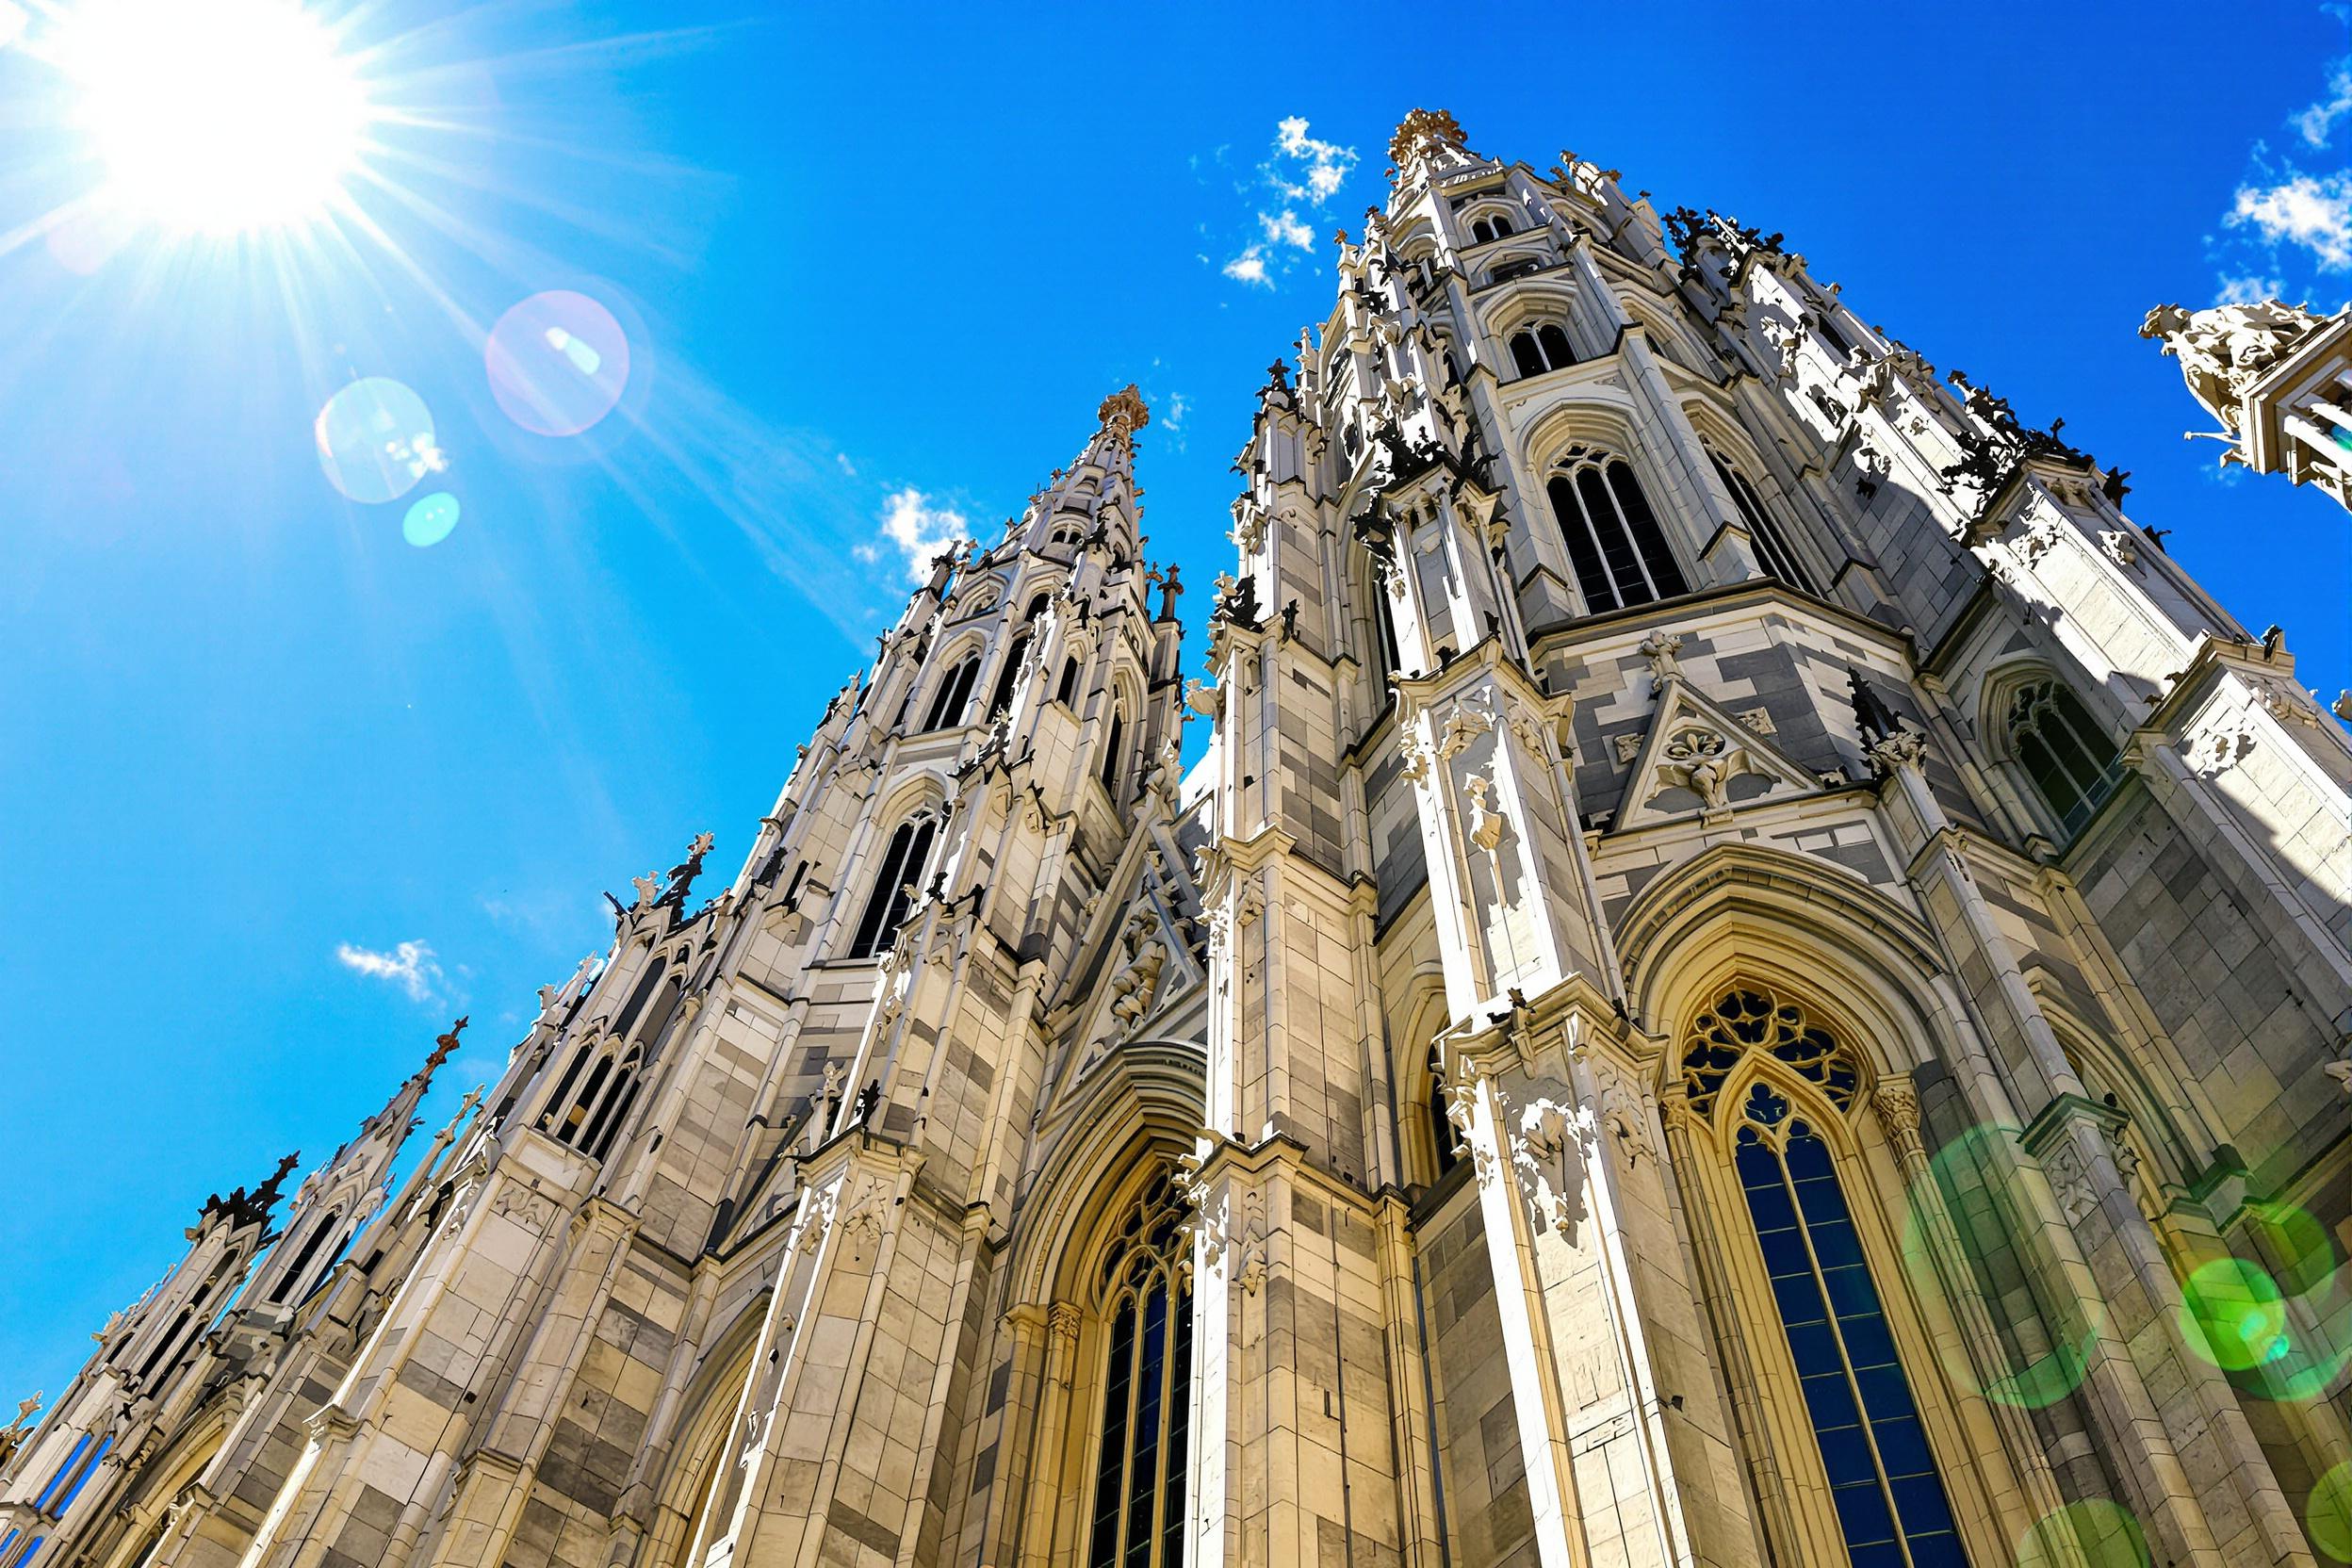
xmin=56 ymin=0 xmax=370 ymax=236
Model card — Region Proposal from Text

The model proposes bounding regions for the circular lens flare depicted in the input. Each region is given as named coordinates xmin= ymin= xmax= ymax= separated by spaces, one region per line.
xmin=401 ymin=491 xmax=459 ymax=547
xmin=316 ymin=378 xmax=441 ymax=504
xmin=57 ymin=0 xmax=369 ymax=236
xmin=2017 ymin=1500 xmax=2149 ymax=1568
xmin=485 ymin=291 xmax=629 ymax=436
xmin=2311 ymin=1462 xmax=2352 ymax=1562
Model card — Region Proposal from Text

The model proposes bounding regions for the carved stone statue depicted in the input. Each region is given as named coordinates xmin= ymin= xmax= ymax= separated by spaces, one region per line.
xmin=2140 ymin=300 xmax=2330 ymax=431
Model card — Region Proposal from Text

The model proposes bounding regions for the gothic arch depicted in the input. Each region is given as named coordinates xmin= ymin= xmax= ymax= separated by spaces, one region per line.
xmin=1515 ymin=390 xmax=1648 ymax=481
xmin=1392 ymin=980 xmax=1460 ymax=1187
xmin=1617 ymin=841 xmax=1945 ymax=1072
xmin=642 ymin=1298 xmax=767 ymax=1568
xmin=88 ymin=1412 xmax=229 ymax=1568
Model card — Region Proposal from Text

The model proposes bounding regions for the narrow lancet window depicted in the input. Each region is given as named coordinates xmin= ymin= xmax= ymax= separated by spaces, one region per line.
xmin=1545 ymin=448 xmax=1687 ymax=613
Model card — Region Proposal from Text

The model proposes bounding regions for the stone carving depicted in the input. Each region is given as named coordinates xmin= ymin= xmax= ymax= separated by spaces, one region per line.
xmin=1612 ymin=732 xmax=1644 ymax=764
xmin=2040 ymin=1138 xmax=2099 ymax=1227
xmin=1104 ymin=912 xmax=1168 ymax=1033
xmin=1638 ymin=629 xmax=1684 ymax=683
xmin=1660 ymin=723 xmax=1732 ymax=811
xmin=1870 ymin=1078 xmax=1924 ymax=1166
xmin=2140 ymin=301 xmax=2329 ymax=432
xmin=2253 ymin=678 xmax=2320 ymax=727
xmin=1864 ymin=728 xmax=1928 ymax=774
xmin=1735 ymin=707 xmax=1776 ymax=736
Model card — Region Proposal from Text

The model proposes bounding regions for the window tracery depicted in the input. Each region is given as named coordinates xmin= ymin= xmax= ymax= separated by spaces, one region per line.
xmin=1544 ymin=446 xmax=1688 ymax=614
xmin=2002 ymin=679 xmax=2119 ymax=836
xmin=1680 ymin=987 xmax=1859 ymax=1123
xmin=848 ymin=814 xmax=939 ymax=959
xmin=1508 ymin=323 xmax=1576 ymax=379
xmin=1084 ymin=1170 xmax=1192 ymax=1568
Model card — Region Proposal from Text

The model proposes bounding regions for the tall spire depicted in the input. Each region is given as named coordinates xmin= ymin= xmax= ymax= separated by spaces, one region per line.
xmin=1387 ymin=106 xmax=1477 ymax=179
xmin=1007 ymin=384 xmax=1151 ymax=560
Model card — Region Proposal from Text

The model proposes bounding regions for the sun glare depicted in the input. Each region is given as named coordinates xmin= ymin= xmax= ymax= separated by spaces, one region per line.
xmin=57 ymin=0 xmax=369 ymax=236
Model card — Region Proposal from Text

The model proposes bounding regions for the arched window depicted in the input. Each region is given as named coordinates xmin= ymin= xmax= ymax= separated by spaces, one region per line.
xmin=613 ymin=958 xmax=667 ymax=1038
xmin=1708 ymin=451 xmax=1817 ymax=595
xmin=1733 ymin=1081 xmax=1967 ymax=1566
xmin=1056 ymin=658 xmax=1082 ymax=707
xmin=1679 ymin=988 xmax=1967 ymax=1568
xmin=1025 ymin=593 xmax=1051 ymax=623
xmin=1100 ymin=710 xmax=1126 ymax=794
xmin=1371 ymin=581 xmax=1402 ymax=684
xmin=540 ymin=1038 xmax=649 ymax=1160
xmin=1469 ymin=214 xmax=1513 ymax=243
xmin=267 ymin=1210 xmax=342 ymax=1303
xmin=849 ymin=815 xmax=938 ymax=958
xmin=2004 ymin=679 xmax=2119 ymax=836
xmin=1508 ymin=323 xmax=1576 ymax=379
xmin=922 ymin=656 xmax=982 ymax=731
xmin=989 ymin=634 xmax=1031 ymax=719
xmin=1544 ymin=447 xmax=1688 ymax=613
xmin=1085 ymin=1171 xmax=1192 ymax=1568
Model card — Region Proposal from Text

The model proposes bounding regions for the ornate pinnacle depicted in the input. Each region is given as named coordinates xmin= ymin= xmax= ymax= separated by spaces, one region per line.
xmin=427 ymin=1015 xmax=468 ymax=1071
xmin=1097 ymin=384 xmax=1150 ymax=433
xmin=1388 ymin=106 xmax=1466 ymax=169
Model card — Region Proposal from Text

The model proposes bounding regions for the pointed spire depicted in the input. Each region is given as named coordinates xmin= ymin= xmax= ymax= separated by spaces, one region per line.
xmin=1008 ymin=386 xmax=1152 ymax=560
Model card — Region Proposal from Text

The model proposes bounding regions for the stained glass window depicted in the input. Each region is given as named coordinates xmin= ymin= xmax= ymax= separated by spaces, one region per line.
xmin=1086 ymin=1171 xmax=1192 ymax=1568
xmin=1734 ymin=1083 xmax=1967 ymax=1567
xmin=1681 ymin=988 xmax=1858 ymax=1122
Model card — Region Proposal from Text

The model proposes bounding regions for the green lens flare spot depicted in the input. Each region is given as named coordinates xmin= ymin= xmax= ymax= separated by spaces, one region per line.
xmin=2017 ymin=1499 xmax=2150 ymax=1568
xmin=2180 ymin=1258 xmax=2287 ymax=1372
xmin=402 ymin=492 xmax=460 ymax=547
xmin=2311 ymin=1462 xmax=2352 ymax=1562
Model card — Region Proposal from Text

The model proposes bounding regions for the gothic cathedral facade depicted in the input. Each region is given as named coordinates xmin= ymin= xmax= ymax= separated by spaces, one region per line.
xmin=8 ymin=110 xmax=2351 ymax=1568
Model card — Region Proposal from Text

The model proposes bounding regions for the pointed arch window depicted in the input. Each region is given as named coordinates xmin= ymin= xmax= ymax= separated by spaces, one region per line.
xmin=1679 ymin=988 xmax=1968 ymax=1568
xmin=923 ymin=655 xmax=983 ymax=731
xmin=1544 ymin=447 xmax=1688 ymax=613
xmin=1056 ymin=658 xmax=1082 ymax=707
xmin=1733 ymin=1082 xmax=1967 ymax=1566
xmin=989 ymin=634 xmax=1032 ymax=719
xmin=849 ymin=814 xmax=938 ymax=958
xmin=1508 ymin=323 xmax=1576 ymax=379
xmin=1100 ymin=710 xmax=1127 ymax=794
xmin=1708 ymin=451 xmax=1817 ymax=595
xmin=1469 ymin=214 xmax=1513 ymax=243
xmin=267 ymin=1209 xmax=342 ymax=1303
xmin=1085 ymin=1171 xmax=1193 ymax=1568
xmin=2004 ymin=679 xmax=2119 ymax=836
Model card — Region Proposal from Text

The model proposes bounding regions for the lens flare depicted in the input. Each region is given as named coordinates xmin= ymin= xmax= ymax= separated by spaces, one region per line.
xmin=56 ymin=0 xmax=370 ymax=236
xmin=1901 ymin=1122 xmax=2101 ymax=1409
xmin=401 ymin=492 xmax=460 ymax=547
xmin=2017 ymin=1500 xmax=2149 ymax=1568
xmin=316 ymin=378 xmax=442 ymax=505
xmin=2311 ymin=1462 xmax=2352 ymax=1562
xmin=486 ymin=291 xmax=629 ymax=436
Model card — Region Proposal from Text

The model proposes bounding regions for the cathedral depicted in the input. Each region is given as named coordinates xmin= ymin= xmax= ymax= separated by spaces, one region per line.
xmin=8 ymin=109 xmax=2352 ymax=1568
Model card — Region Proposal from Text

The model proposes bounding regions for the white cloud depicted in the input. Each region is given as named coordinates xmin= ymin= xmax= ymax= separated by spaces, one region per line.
xmin=2295 ymin=64 xmax=2352 ymax=147
xmin=336 ymin=939 xmax=444 ymax=1004
xmin=1259 ymin=209 xmax=1315 ymax=250
xmin=1162 ymin=392 xmax=1188 ymax=433
xmin=869 ymin=487 xmax=968 ymax=582
xmin=1273 ymin=116 xmax=1357 ymax=204
xmin=1222 ymin=248 xmax=1271 ymax=286
xmin=1215 ymin=116 xmax=1359 ymax=290
xmin=2214 ymin=272 xmax=2286 ymax=305
xmin=835 ymin=451 xmax=857 ymax=477
xmin=2230 ymin=171 xmax=2352 ymax=270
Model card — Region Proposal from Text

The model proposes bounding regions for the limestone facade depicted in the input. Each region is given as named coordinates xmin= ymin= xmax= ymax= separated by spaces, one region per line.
xmin=7 ymin=111 xmax=2350 ymax=1568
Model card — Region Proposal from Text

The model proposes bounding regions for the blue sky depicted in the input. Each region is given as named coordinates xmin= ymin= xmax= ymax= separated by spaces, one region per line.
xmin=3 ymin=0 xmax=2347 ymax=1402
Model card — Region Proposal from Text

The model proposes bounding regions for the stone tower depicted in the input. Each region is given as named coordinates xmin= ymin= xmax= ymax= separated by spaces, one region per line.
xmin=6 ymin=113 xmax=2350 ymax=1568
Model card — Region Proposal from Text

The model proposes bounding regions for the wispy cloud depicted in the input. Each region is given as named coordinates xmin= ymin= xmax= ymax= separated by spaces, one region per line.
xmin=857 ymin=487 xmax=969 ymax=581
xmin=2208 ymin=38 xmax=2352 ymax=300
xmin=2295 ymin=64 xmax=2352 ymax=147
xmin=1214 ymin=116 xmax=1358 ymax=290
xmin=336 ymin=939 xmax=445 ymax=1004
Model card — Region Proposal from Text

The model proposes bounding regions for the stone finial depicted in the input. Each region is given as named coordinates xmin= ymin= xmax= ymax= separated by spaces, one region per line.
xmin=1389 ymin=106 xmax=1467 ymax=168
xmin=1097 ymin=384 xmax=1150 ymax=434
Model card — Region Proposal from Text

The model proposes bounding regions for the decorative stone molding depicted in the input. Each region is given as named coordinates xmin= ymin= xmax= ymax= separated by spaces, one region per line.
xmin=1638 ymin=629 xmax=1684 ymax=683
xmin=1870 ymin=1078 xmax=1924 ymax=1167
